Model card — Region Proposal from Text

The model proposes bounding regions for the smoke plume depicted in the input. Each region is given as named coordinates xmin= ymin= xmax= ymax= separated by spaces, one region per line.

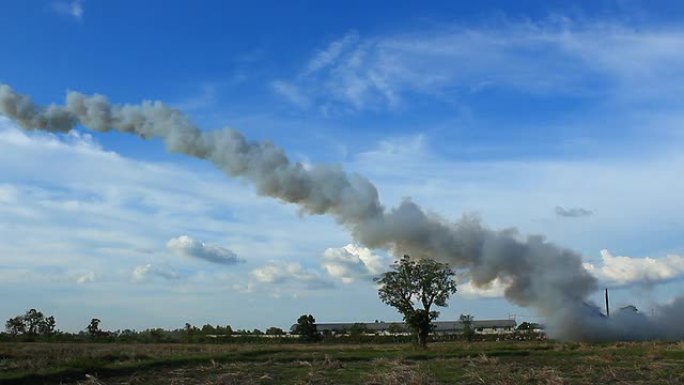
xmin=1 ymin=84 xmax=682 ymax=340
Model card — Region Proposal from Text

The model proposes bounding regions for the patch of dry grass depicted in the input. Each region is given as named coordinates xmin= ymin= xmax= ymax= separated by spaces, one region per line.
xmin=365 ymin=359 xmax=436 ymax=385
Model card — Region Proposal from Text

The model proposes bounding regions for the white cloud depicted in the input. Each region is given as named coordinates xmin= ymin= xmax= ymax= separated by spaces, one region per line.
xmin=305 ymin=30 xmax=360 ymax=74
xmin=0 ymin=118 xmax=350 ymax=330
xmin=321 ymin=244 xmax=388 ymax=283
xmin=171 ymin=83 xmax=218 ymax=111
xmin=166 ymin=235 xmax=243 ymax=265
xmin=4 ymin=107 xmax=684 ymax=328
xmin=271 ymin=80 xmax=311 ymax=108
xmin=274 ymin=20 xmax=684 ymax=111
xmin=76 ymin=271 xmax=96 ymax=284
xmin=250 ymin=261 xmax=333 ymax=290
xmin=0 ymin=184 xmax=18 ymax=204
xmin=50 ymin=0 xmax=84 ymax=21
xmin=555 ymin=206 xmax=593 ymax=218
xmin=131 ymin=264 xmax=180 ymax=282
xmin=454 ymin=248 xmax=684 ymax=298
xmin=457 ymin=277 xmax=508 ymax=299
xmin=349 ymin=132 xmax=684 ymax=257
xmin=0 ymin=118 xmax=346 ymax=269
xmin=584 ymin=250 xmax=684 ymax=287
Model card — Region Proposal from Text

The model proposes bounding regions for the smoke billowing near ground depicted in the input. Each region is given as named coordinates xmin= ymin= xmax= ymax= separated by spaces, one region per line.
xmin=1 ymin=84 xmax=682 ymax=341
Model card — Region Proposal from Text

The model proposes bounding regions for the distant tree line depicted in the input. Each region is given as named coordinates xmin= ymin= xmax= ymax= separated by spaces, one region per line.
xmin=2 ymin=308 xmax=523 ymax=345
xmin=2 ymin=308 xmax=294 ymax=344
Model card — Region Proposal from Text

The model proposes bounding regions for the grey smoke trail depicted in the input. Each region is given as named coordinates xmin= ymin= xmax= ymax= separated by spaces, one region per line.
xmin=0 ymin=84 xmax=681 ymax=340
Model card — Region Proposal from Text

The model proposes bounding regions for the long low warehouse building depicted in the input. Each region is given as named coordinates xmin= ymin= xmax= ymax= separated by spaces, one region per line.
xmin=290 ymin=319 xmax=517 ymax=336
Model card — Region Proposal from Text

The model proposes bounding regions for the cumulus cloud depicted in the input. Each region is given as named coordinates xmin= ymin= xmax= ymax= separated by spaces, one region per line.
xmin=131 ymin=264 xmax=180 ymax=282
xmin=250 ymin=262 xmax=333 ymax=290
xmin=166 ymin=235 xmax=243 ymax=265
xmin=3 ymin=73 xmax=684 ymax=337
xmin=555 ymin=206 xmax=593 ymax=218
xmin=0 ymin=117 xmax=347 ymax=330
xmin=321 ymin=244 xmax=388 ymax=283
xmin=50 ymin=0 xmax=84 ymax=21
xmin=584 ymin=250 xmax=684 ymax=287
xmin=459 ymin=249 xmax=684 ymax=297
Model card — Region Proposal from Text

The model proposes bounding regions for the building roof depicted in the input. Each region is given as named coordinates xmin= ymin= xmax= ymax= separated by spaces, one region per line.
xmin=433 ymin=320 xmax=517 ymax=331
xmin=289 ymin=319 xmax=516 ymax=333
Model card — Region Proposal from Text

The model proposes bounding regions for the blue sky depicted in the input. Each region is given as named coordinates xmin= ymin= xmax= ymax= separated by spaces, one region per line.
xmin=2 ymin=0 xmax=684 ymax=332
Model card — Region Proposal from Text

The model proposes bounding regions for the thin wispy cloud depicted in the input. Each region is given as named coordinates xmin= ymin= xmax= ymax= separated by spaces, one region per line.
xmin=131 ymin=264 xmax=180 ymax=282
xmin=555 ymin=206 xmax=593 ymax=218
xmin=76 ymin=271 xmax=96 ymax=284
xmin=171 ymin=84 xmax=218 ymax=111
xmin=271 ymin=80 xmax=311 ymax=108
xmin=305 ymin=30 xmax=360 ymax=74
xmin=10 ymin=0 xmax=684 ymax=333
xmin=50 ymin=0 xmax=84 ymax=21
xmin=0 ymin=118 xmax=349 ymax=328
xmin=350 ymin=130 xmax=684 ymax=258
xmin=274 ymin=20 xmax=684 ymax=112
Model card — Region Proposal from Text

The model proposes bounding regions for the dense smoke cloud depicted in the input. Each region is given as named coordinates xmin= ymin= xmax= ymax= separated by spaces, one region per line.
xmin=2 ymin=83 xmax=682 ymax=340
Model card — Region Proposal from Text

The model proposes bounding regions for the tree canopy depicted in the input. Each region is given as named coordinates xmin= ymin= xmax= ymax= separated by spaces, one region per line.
xmin=265 ymin=327 xmax=285 ymax=336
xmin=376 ymin=255 xmax=457 ymax=347
xmin=293 ymin=314 xmax=320 ymax=342
xmin=5 ymin=308 xmax=56 ymax=339
xmin=460 ymin=313 xmax=475 ymax=341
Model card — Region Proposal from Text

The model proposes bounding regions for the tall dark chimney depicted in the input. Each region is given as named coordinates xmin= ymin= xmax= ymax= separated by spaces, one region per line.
xmin=605 ymin=288 xmax=610 ymax=318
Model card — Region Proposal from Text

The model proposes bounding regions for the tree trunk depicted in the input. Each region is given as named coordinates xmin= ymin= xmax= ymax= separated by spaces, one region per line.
xmin=417 ymin=327 xmax=429 ymax=348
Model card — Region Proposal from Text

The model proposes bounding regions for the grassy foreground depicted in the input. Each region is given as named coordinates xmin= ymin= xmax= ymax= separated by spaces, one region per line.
xmin=2 ymin=340 xmax=684 ymax=384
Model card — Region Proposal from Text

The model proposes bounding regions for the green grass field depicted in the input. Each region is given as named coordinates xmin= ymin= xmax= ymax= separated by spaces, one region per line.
xmin=2 ymin=340 xmax=684 ymax=384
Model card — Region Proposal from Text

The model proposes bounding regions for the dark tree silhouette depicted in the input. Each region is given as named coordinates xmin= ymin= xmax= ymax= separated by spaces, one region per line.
xmin=293 ymin=314 xmax=320 ymax=342
xmin=24 ymin=309 xmax=44 ymax=336
xmin=460 ymin=314 xmax=475 ymax=341
xmin=5 ymin=309 xmax=55 ymax=338
xmin=266 ymin=327 xmax=285 ymax=336
xmin=5 ymin=316 xmax=25 ymax=337
xmin=87 ymin=318 xmax=101 ymax=337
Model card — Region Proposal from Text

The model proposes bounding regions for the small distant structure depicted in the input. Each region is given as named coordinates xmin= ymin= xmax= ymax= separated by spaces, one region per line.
xmin=583 ymin=302 xmax=608 ymax=318
xmin=619 ymin=305 xmax=638 ymax=313
xmin=205 ymin=334 xmax=232 ymax=340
